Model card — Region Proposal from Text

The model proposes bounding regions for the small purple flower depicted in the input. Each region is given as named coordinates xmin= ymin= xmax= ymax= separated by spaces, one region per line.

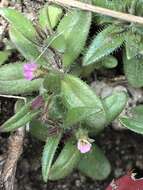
xmin=31 ymin=96 xmax=44 ymax=110
xmin=23 ymin=63 xmax=38 ymax=80
xmin=77 ymin=139 xmax=92 ymax=154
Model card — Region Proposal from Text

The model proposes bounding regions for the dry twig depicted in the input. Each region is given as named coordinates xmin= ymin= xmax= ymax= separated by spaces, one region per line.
xmin=0 ymin=127 xmax=25 ymax=190
xmin=49 ymin=0 xmax=143 ymax=25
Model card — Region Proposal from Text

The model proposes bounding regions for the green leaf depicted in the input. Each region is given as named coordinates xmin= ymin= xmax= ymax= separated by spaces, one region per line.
xmin=61 ymin=75 xmax=106 ymax=131
xmin=2 ymin=111 xmax=40 ymax=132
xmin=103 ymin=91 xmax=127 ymax=124
xmin=87 ymin=91 xmax=127 ymax=132
xmin=83 ymin=25 xmax=124 ymax=65
xmin=120 ymin=117 xmax=143 ymax=135
xmin=102 ymin=56 xmax=118 ymax=69
xmin=92 ymin=0 xmax=109 ymax=8
xmin=92 ymin=0 xmax=131 ymax=25
xmin=45 ymin=34 xmax=66 ymax=53
xmin=9 ymin=27 xmax=48 ymax=66
xmin=92 ymin=0 xmax=130 ymax=11
xmin=49 ymin=139 xmax=80 ymax=180
xmin=42 ymin=132 xmax=62 ymax=182
xmin=0 ymin=99 xmax=40 ymax=132
xmin=78 ymin=145 xmax=111 ymax=180
xmin=132 ymin=105 xmax=143 ymax=122
xmin=120 ymin=105 xmax=143 ymax=134
xmin=48 ymin=95 xmax=65 ymax=120
xmin=61 ymin=74 xmax=103 ymax=110
xmin=43 ymin=71 xmax=63 ymax=93
xmin=6 ymin=101 xmax=32 ymax=126
xmin=39 ymin=4 xmax=63 ymax=30
xmin=30 ymin=119 xmax=49 ymax=141
xmin=125 ymin=31 xmax=143 ymax=59
xmin=0 ymin=79 xmax=42 ymax=94
xmin=135 ymin=0 xmax=143 ymax=17
xmin=0 ymin=51 xmax=11 ymax=65
xmin=85 ymin=110 xmax=106 ymax=133
xmin=113 ymin=0 xmax=131 ymax=11
xmin=123 ymin=53 xmax=143 ymax=87
xmin=0 ymin=8 xmax=37 ymax=41
xmin=14 ymin=99 xmax=25 ymax=112
xmin=64 ymin=107 xmax=102 ymax=127
xmin=10 ymin=99 xmax=27 ymax=130
xmin=81 ymin=56 xmax=118 ymax=77
xmin=0 ymin=62 xmax=24 ymax=80
xmin=57 ymin=9 xmax=91 ymax=66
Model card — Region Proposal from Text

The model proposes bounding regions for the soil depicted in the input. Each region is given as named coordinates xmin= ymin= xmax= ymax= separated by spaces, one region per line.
xmin=1 ymin=1 xmax=143 ymax=190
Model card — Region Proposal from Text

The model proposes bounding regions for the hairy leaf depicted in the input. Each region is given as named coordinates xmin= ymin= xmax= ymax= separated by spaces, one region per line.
xmin=102 ymin=56 xmax=118 ymax=69
xmin=9 ymin=27 xmax=48 ymax=65
xmin=123 ymin=53 xmax=143 ymax=87
xmin=48 ymin=96 xmax=65 ymax=120
xmin=49 ymin=139 xmax=80 ymax=180
xmin=125 ymin=31 xmax=143 ymax=59
xmin=64 ymin=107 xmax=102 ymax=127
xmin=57 ymin=9 xmax=91 ymax=66
xmin=39 ymin=4 xmax=63 ymax=30
xmin=83 ymin=25 xmax=124 ymax=65
xmin=0 ymin=62 xmax=24 ymax=80
xmin=30 ymin=120 xmax=49 ymax=141
xmin=120 ymin=117 xmax=143 ymax=135
xmin=78 ymin=145 xmax=111 ymax=180
xmin=0 ymin=8 xmax=37 ymax=41
xmin=44 ymin=34 xmax=66 ymax=53
xmin=42 ymin=132 xmax=62 ymax=182
xmin=86 ymin=111 xmax=107 ymax=133
xmin=43 ymin=71 xmax=63 ymax=93
xmin=61 ymin=74 xmax=103 ymax=109
xmin=103 ymin=91 xmax=127 ymax=124
xmin=0 ymin=99 xmax=41 ymax=132
xmin=81 ymin=56 xmax=118 ymax=77
xmin=1 ymin=111 xmax=40 ymax=132
xmin=61 ymin=74 xmax=106 ymax=130
xmin=120 ymin=105 xmax=143 ymax=135
xmin=0 ymin=79 xmax=42 ymax=94
xmin=132 ymin=105 xmax=143 ymax=122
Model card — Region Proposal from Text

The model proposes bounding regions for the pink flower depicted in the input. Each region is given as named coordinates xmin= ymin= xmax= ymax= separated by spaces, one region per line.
xmin=77 ymin=139 xmax=92 ymax=154
xmin=23 ymin=63 xmax=38 ymax=80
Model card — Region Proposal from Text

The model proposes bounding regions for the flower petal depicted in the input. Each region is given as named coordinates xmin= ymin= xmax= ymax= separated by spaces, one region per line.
xmin=23 ymin=62 xmax=38 ymax=80
xmin=77 ymin=139 xmax=92 ymax=154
